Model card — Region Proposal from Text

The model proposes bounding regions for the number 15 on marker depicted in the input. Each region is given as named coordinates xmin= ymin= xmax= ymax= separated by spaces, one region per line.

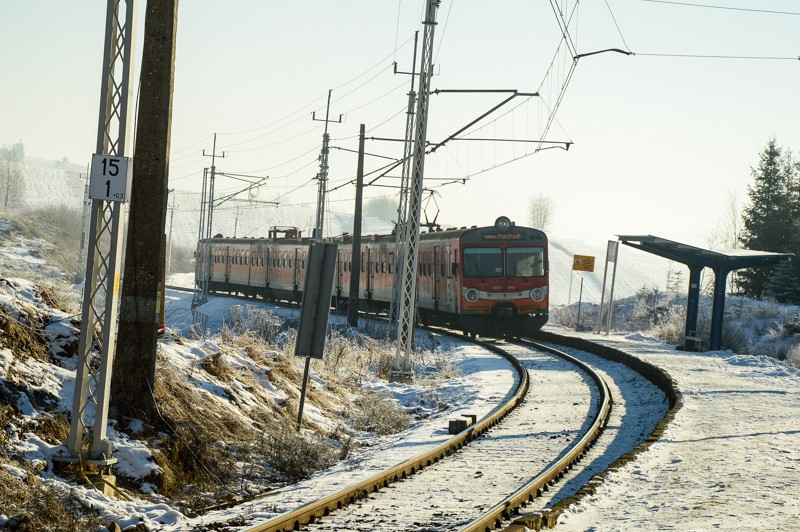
xmin=89 ymin=154 xmax=133 ymax=202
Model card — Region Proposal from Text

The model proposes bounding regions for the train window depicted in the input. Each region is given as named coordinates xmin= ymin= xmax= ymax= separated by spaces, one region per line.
xmin=381 ymin=253 xmax=387 ymax=273
xmin=507 ymin=247 xmax=546 ymax=277
xmin=463 ymin=247 xmax=503 ymax=277
xmin=388 ymin=253 xmax=393 ymax=274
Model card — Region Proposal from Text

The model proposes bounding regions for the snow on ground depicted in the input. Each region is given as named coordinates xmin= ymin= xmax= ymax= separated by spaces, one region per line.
xmin=2 ymin=209 xmax=799 ymax=529
xmin=3 ymin=275 xmax=799 ymax=530
xmin=555 ymin=330 xmax=800 ymax=531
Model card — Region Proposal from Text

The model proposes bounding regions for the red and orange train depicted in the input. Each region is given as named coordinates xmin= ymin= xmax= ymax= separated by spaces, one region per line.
xmin=196 ymin=216 xmax=549 ymax=337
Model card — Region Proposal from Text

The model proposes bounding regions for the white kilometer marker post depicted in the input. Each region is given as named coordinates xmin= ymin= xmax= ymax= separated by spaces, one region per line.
xmin=89 ymin=154 xmax=133 ymax=202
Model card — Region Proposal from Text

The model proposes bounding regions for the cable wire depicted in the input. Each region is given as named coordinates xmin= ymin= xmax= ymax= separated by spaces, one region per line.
xmin=638 ymin=0 xmax=800 ymax=16
xmin=603 ymin=0 xmax=632 ymax=52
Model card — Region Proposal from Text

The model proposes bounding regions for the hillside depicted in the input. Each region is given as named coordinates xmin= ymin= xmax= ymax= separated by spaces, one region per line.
xmin=10 ymin=158 xmax=671 ymax=306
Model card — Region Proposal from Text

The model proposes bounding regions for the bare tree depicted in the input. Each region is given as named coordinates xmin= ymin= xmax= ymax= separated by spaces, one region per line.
xmin=706 ymin=190 xmax=742 ymax=293
xmin=528 ymin=193 xmax=554 ymax=232
xmin=0 ymin=147 xmax=25 ymax=211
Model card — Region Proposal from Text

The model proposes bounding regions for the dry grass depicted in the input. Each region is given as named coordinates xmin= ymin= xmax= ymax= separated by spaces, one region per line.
xmin=0 ymin=263 xmax=438 ymax=525
xmin=0 ymin=467 xmax=104 ymax=531
xmin=350 ymin=392 xmax=410 ymax=435
xmin=0 ymin=305 xmax=49 ymax=362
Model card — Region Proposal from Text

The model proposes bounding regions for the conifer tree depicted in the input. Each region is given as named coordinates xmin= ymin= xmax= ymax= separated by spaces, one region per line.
xmin=738 ymin=139 xmax=798 ymax=297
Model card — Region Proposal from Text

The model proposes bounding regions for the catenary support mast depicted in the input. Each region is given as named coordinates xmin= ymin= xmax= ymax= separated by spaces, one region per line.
xmin=312 ymin=90 xmax=342 ymax=240
xmin=63 ymin=0 xmax=137 ymax=466
xmin=389 ymin=31 xmax=420 ymax=325
xmin=393 ymin=0 xmax=440 ymax=380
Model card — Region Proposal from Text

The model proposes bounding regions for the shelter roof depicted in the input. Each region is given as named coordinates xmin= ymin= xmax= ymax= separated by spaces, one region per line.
xmin=616 ymin=235 xmax=792 ymax=270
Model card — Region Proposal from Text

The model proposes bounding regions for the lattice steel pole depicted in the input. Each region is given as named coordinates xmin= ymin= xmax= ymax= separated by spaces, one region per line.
xmin=393 ymin=0 xmax=440 ymax=381
xmin=312 ymin=90 xmax=342 ymax=241
xmin=62 ymin=0 xmax=137 ymax=467
xmin=192 ymin=167 xmax=209 ymax=309
xmin=389 ymin=31 xmax=419 ymax=325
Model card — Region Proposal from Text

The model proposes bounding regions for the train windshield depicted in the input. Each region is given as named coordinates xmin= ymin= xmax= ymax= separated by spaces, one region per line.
xmin=463 ymin=246 xmax=546 ymax=278
xmin=507 ymin=247 xmax=546 ymax=277
xmin=463 ymin=247 xmax=503 ymax=277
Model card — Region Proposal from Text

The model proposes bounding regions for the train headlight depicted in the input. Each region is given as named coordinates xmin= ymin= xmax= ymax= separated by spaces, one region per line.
xmin=495 ymin=216 xmax=512 ymax=231
xmin=530 ymin=287 xmax=546 ymax=302
xmin=464 ymin=288 xmax=480 ymax=303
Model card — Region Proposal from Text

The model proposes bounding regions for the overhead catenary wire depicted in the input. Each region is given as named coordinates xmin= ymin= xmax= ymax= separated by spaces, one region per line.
xmin=638 ymin=0 xmax=800 ymax=16
xmin=602 ymin=0 xmax=632 ymax=52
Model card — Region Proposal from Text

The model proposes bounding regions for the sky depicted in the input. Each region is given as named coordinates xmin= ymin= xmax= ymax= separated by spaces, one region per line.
xmin=2 ymin=0 xmax=799 ymax=246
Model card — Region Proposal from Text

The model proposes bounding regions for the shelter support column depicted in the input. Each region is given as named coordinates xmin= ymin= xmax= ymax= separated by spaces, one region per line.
xmin=684 ymin=265 xmax=703 ymax=340
xmin=709 ymin=266 xmax=730 ymax=351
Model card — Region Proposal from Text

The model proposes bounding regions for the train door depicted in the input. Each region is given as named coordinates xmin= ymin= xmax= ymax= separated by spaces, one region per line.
xmin=265 ymin=247 xmax=271 ymax=287
xmin=224 ymin=246 xmax=231 ymax=282
xmin=433 ymin=246 xmax=440 ymax=310
xmin=293 ymin=248 xmax=301 ymax=291
xmin=335 ymin=248 xmax=345 ymax=299
xmin=445 ymin=245 xmax=456 ymax=312
xmin=365 ymin=248 xmax=373 ymax=301
xmin=247 ymin=244 xmax=253 ymax=288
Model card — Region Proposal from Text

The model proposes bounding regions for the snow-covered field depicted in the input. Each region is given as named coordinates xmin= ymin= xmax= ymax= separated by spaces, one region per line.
xmin=558 ymin=330 xmax=800 ymax=531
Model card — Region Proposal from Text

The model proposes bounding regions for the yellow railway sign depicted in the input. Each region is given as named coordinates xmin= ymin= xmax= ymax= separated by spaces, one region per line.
xmin=572 ymin=255 xmax=595 ymax=272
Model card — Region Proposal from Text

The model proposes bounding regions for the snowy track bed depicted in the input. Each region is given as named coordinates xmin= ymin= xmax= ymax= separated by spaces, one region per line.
xmin=498 ymin=338 xmax=670 ymax=530
xmin=241 ymin=339 xmax=614 ymax=532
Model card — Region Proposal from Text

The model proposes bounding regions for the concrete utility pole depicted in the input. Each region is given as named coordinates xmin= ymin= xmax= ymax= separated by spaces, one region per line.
xmin=60 ymin=0 xmax=137 ymax=482
xmin=312 ymin=90 xmax=342 ymax=240
xmin=347 ymin=124 xmax=366 ymax=327
xmin=112 ymin=0 xmax=179 ymax=422
xmin=393 ymin=0 xmax=440 ymax=381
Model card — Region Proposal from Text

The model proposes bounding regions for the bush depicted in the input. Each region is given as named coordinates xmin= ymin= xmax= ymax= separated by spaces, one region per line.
xmin=350 ymin=393 xmax=410 ymax=436
xmin=261 ymin=428 xmax=338 ymax=483
xmin=650 ymin=305 xmax=687 ymax=345
xmin=787 ymin=344 xmax=800 ymax=369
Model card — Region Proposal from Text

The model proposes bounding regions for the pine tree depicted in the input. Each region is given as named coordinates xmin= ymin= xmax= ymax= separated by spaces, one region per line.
xmin=738 ymin=139 xmax=799 ymax=297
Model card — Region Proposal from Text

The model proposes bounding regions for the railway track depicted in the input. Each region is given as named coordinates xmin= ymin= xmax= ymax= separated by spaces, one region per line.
xmin=165 ymin=288 xmax=681 ymax=530
xmin=237 ymin=336 xmax=611 ymax=532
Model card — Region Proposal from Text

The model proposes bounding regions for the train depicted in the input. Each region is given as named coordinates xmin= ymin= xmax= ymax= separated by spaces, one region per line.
xmin=195 ymin=216 xmax=549 ymax=337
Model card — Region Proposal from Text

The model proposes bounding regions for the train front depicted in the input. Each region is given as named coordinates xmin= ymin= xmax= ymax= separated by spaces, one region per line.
xmin=458 ymin=216 xmax=549 ymax=338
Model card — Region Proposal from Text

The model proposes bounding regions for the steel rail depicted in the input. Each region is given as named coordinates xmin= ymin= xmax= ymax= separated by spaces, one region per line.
xmin=459 ymin=338 xmax=612 ymax=531
xmin=244 ymin=333 xmax=529 ymax=532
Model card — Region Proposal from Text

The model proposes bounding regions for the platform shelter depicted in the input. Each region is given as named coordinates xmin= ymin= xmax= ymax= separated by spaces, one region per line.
xmin=616 ymin=235 xmax=792 ymax=351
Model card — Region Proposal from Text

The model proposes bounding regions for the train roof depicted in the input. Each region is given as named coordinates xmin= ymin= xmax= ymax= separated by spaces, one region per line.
xmin=201 ymin=217 xmax=545 ymax=246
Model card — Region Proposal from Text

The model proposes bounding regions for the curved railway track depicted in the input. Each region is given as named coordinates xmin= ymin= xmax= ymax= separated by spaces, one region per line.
xmin=241 ymin=337 xmax=611 ymax=532
xmin=165 ymin=287 xmax=681 ymax=530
